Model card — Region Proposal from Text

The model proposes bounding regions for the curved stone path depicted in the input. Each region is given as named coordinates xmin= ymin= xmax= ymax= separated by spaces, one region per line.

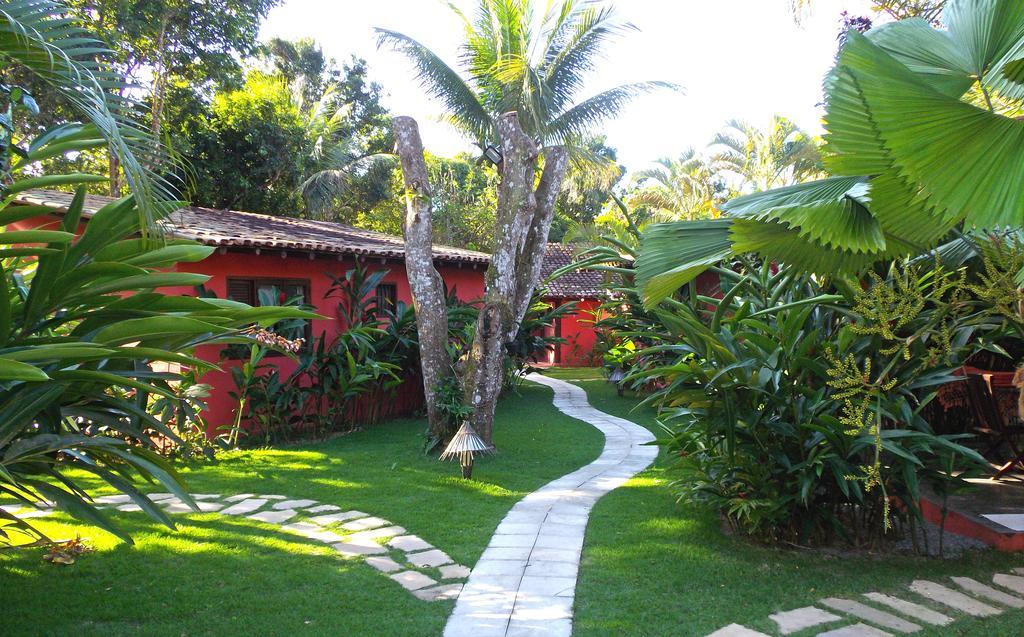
xmin=444 ymin=372 xmax=657 ymax=637
xmin=4 ymin=492 xmax=468 ymax=601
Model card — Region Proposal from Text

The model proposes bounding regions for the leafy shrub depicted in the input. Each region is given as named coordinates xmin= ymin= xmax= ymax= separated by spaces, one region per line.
xmin=634 ymin=259 xmax=991 ymax=547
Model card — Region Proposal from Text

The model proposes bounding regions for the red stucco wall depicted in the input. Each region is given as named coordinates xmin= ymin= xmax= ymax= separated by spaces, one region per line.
xmin=12 ymin=212 xmax=486 ymax=431
xmin=166 ymin=251 xmax=486 ymax=429
xmin=544 ymin=297 xmax=603 ymax=367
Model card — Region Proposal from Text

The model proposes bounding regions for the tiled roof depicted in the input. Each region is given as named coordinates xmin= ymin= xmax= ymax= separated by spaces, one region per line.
xmin=539 ymin=243 xmax=611 ymax=299
xmin=14 ymin=189 xmax=490 ymax=265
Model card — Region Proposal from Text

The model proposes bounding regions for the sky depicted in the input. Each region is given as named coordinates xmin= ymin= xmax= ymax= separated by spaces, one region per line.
xmin=260 ymin=0 xmax=877 ymax=174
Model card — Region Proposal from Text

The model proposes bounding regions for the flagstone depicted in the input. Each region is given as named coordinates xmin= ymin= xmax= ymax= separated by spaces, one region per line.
xmin=305 ymin=504 xmax=341 ymax=514
xmin=908 ymin=580 xmax=1001 ymax=617
xmin=414 ymin=583 xmax=464 ymax=602
xmin=387 ymin=534 xmax=433 ymax=552
xmin=365 ymin=556 xmax=403 ymax=573
xmin=769 ymin=607 xmax=842 ymax=635
xmin=407 ymin=548 xmax=453 ymax=568
xmin=862 ymin=593 xmax=952 ymax=626
xmin=706 ymin=624 xmax=771 ymax=637
xmin=223 ymin=493 xmax=256 ymax=502
xmin=248 ymin=508 xmax=297 ymax=524
xmin=341 ymin=516 xmax=390 ymax=531
xmin=345 ymin=525 xmax=405 ymax=543
xmin=992 ymin=572 xmax=1024 ymax=596
xmin=818 ymin=598 xmax=920 ymax=633
xmin=390 ymin=570 xmax=437 ymax=591
xmin=273 ymin=499 xmax=318 ymax=510
xmin=951 ymin=576 xmax=1024 ymax=608
xmin=220 ymin=498 xmax=268 ymax=516
xmin=332 ymin=541 xmax=387 ymax=557
xmin=439 ymin=564 xmax=471 ymax=580
xmin=309 ymin=511 xmax=368 ymax=526
xmin=816 ymin=624 xmax=893 ymax=637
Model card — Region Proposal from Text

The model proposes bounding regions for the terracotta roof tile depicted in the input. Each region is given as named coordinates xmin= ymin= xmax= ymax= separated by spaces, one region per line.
xmin=539 ymin=243 xmax=610 ymax=299
xmin=14 ymin=189 xmax=490 ymax=265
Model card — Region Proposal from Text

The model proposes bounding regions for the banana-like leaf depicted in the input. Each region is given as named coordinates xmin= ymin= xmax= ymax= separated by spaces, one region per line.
xmin=635 ymin=220 xmax=734 ymax=305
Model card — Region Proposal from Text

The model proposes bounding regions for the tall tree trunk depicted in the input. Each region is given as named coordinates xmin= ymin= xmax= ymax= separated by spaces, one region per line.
xmin=462 ymin=113 xmax=568 ymax=445
xmin=393 ymin=112 xmax=568 ymax=448
xmin=393 ymin=116 xmax=451 ymax=438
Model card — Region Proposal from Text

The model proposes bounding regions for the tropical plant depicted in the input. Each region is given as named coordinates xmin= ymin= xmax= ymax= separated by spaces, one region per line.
xmin=377 ymin=0 xmax=675 ymax=160
xmin=636 ymin=0 xmax=1024 ymax=303
xmin=0 ymin=0 xmax=169 ymax=225
xmin=503 ymin=287 xmax=576 ymax=389
xmin=633 ymin=259 xmax=989 ymax=546
xmin=0 ymin=154 xmax=312 ymax=546
xmin=710 ymin=116 xmax=822 ymax=193
xmin=628 ymin=149 xmax=728 ymax=221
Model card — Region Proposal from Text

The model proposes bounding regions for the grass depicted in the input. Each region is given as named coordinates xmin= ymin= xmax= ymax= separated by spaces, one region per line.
xmin=5 ymin=366 xmax=1024 ymax=636
xmin=0 ymin=382 xmax=603 ymax=637
xmin=559 ymin=370 xmax=1024 ymax=637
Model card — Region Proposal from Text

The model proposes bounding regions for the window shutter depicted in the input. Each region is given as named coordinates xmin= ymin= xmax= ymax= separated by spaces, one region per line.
xmin=227 ymin=279 xmax=254 ymax=305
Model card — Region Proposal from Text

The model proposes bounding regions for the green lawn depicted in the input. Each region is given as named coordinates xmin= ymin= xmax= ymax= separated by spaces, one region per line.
xmin=0 ymin=381 xmax=603 ymax=637
xmin=562 ymin=371 xmax=1024 ymax=637
xmin=4 ymin=368 xmax=1024 ymax=637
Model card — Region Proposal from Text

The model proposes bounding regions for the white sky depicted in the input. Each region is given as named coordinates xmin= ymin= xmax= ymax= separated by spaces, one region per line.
xmin=260 ymin=0 xmax=877 ymax=173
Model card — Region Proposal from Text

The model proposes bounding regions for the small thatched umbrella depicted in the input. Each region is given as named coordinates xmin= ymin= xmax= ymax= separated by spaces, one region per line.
xmin=439 ymin=423 xmax=494 ymax=479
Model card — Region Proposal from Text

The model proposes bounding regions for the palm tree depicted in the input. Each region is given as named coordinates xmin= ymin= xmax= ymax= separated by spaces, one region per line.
xmin=376 ymin=0 xmax=676 ymax=156
xmin=710 ymin=116 xmax=822 ymax=192
xmin=628 ymin=149 xmax=728 ymax=220
xmin=0 ymin=0 xmax=168 ymax=226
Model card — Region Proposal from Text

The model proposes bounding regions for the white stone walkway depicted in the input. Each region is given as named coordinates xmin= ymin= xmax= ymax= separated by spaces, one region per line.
xmin=444 ymin=373 xmax=658 ymax=637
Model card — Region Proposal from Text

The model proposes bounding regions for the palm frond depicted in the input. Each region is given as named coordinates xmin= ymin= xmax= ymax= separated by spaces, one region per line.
xmin=0 ymin=0 xmax=171 ymax=228
xmin=547 ymin=81 xmax=679 ymax=142
xmin=376 ymin=28 xmax=493 ymax=143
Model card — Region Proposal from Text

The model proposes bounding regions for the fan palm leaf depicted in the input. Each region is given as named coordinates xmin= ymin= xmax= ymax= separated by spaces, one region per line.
xmin=636 ymin=0 xmax=1024 ymax=303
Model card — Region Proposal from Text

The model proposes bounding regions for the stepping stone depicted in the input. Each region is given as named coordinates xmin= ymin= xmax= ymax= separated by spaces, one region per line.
xmin=769 ymin=607 xmax=842 ymax=635
xmin=93 ymin=494 xmax=132 ymax=504
xmin=862 ymin=593 xmax=952 ymax=626
xmin=220 ymin=498 xmax=267 ymax=516
xmin=346 ymin=526 xmax=406 ymax=543
xmin=273 ymin=499 xmax=318 ymax=510
xmin=816 ymin=624 xmax=893 ymax=637
xmin=706 ymin=625 xmax=771 ymax=637
xmin=439 ymin=564 xmax=471 ymax=580
xmin=413 ymin=583 xmax=463 ymax=602
xmin=390 ymin=570 xmax=437 ymax=591
xmin=908 ymin=580 xmax=1001 ymax=617
xmin=341 ymin=516 xmax=390 ymax=531
xmin=309 ymin=511 xmax=367 ymax=526
xmin=306 ymin=504 xmax=341 ymax=514
xmin=224 ymin=493 xmax=256 ymax=502
xmin=518 ymin=575 xmax=576 ymax=598
xmin=993 ymin=572 xmax=1024 ymax=596
xmin=258 ymin=494 xmax=287 ymax=500
xmin=388 ymin=535 xmax=433 ymax=552
xmin=951 ymin=576 xmax=1024 ymax=608
xmin=1014 ymin=567 xmax=1024 ymax=576
xmin=365 ymin=556 xmax=403 ymax=573
xmin=280 ymin=521 xmax=344 ymax=544
xmin=190 ymin=494 xmax=222 ymax=500
xmin=117 ymin=503 xmax=142 ymax=512
xmin=407 ymin=549 xmax=453 ymax=568
xmin=163 ymin=500 xmax=223 ymax=514
xmin=15 ymin=509 xmax=51 ymax=518
xmin=248 ymin=509 xmax=297 ymax=524
xmin=331 ymin=541 xmax=386 ymax=558
xmin=819 ymin=598 xmax=919 ymax=633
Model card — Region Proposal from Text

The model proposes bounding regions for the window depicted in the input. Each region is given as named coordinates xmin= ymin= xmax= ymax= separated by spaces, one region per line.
xmin=227 ymin=277 xmax=311 ymax=351
xmin=375 ymin=283 xmax=397 ymax=314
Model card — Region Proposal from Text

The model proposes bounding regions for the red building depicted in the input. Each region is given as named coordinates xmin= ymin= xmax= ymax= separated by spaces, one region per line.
xmin=12 ymin=189 xmax=488 ymax=428
xmin=537 ymin=243 xmax=609 ymax=367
